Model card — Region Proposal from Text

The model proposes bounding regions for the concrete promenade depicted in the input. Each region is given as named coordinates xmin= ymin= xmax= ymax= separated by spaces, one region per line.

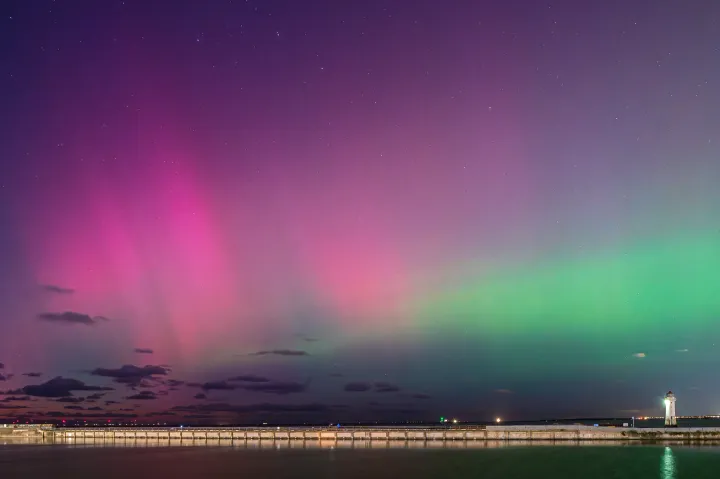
xmin=4 ymin=424 xmax=720 ymax=444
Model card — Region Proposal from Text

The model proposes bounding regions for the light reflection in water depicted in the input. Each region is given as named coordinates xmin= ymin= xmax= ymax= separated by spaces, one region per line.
xmin=661 ymin=446 xmax=676 ymax=479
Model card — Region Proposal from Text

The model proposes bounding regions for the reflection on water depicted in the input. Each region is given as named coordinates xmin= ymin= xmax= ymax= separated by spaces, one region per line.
xmin=2 ymin=437 xmax=720 ymax=451
xmin=661 ymin=447 xmax=676 ymax=479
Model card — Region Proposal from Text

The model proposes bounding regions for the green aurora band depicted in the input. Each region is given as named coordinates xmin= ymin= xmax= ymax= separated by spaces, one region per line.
xmin=416 ymin=233 xmax=720 ymax=339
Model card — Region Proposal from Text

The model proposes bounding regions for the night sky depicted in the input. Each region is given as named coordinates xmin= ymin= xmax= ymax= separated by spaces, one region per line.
xmin=1 ymin=0 xmax=719 ymax=425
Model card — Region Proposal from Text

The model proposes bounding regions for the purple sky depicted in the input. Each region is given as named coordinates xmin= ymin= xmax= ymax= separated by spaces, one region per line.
xmin=0 ymin=0 xmax=719 ymax=424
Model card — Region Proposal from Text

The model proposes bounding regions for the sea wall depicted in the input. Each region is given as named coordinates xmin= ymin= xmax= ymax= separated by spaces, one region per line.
xmin=5 ymin=424 xmax=720 ymax=443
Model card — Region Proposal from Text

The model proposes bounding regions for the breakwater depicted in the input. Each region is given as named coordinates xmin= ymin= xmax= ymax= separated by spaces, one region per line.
xmin=4 ymin=424 xmax=720 ymax=444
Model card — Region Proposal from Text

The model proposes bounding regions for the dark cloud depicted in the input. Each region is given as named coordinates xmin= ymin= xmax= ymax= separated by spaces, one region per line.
xmin=227 ymin=374 xmax=270 ymax=383
xmin=173 ymin=402 xmax=336 ymax=415
xmin=64 ymin=405 xmax=84 ymax=410
xmin=0 ymin=374 xmax=6 ymax=381
xmin=55 ymin=396 xmax=85 ymax=403
xmin=0 ymin=404 xmax=28 ymax=409
xmin=37 ymin=311 xmax=108 ymax=325
xmin=295 ymin=334 xmax=319 ymax=342
xmin=166 ymin=379 xmax=185 ymax=387
xmin=41 ymin=284 xmax=75 ymax=294
xmin=411 ymin=393 xmax=431 ymax=400
xmin=105 ymin=400 xmax=119 ymax=406
xmin=194 ymin=393 xmax=207 ymax=400
xmin=374 ymin=382 xmax=400 ymax=393
xmin=241 ymin=381 xmax=308 ymax=395
xmin=249 ymin=349 xmax=309 ymax=357
xmin=188 ymin=381 xmax=236 ymax=391
xmin=188 ymin=379 xmax=303 ymax=394
xmin=146 ymin=411 xmax=176 ymax=417
xmin=22 ymin=372 xmax=43 ymax=378
xmin=133 ymin=348 xmax=154 ymax=354
xmin=0 ymin=396 xmax=31 ymax=403
xmin=14 ymin=377 xmax=113 ymax=398
xmin=45 ymin=411 xmax=138 ymax=419
xmin=134 ymin=379 xmax=160 ymax=389
xmin=369 ymin=406 xmax=426 ymax=416
xmin=0 ymin=362 xmax=4 ymax=369
xmin=85 ymin=393 xmax=106 ymax=400
xmin=87 ymin=406 xmax=104 ymax=411
xmin=344 ymin=382 xmax=371 ymax=392
xmin=126 ymin=391 xmax=157 ymax=400
xmin=91 ymin=364 xmax=169 ymax=387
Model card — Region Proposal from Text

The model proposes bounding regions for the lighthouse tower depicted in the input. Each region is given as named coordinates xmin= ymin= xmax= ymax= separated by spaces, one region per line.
xmin=664 ymin=391 xmax=677 ymax=427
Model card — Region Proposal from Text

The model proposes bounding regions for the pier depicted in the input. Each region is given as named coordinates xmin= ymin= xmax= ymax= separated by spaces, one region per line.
xmin=5 ymin=424 xmax=720 ymax=444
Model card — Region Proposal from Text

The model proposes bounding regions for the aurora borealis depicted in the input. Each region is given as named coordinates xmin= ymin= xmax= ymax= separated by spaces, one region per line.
xmin=1 ymin=0 xmax=719 ymax=423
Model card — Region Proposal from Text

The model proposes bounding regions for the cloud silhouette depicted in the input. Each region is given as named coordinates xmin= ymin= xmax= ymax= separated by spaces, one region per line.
xmin=374 ymin=382 xmax=400 ymax=393
xmin=41 ymin=284 xmax=75 ymax=294
xmin=44 ymin=411 xmax=138 ymax=419
xmin=194 ymin=393 xmax=207 ymax=400
xmin=0 ymin=374 xmax=6 ymax=382
xmin=133 ymin=348 xmax=154 ymax=354
xmin=146 ymin=411 xmax=176 ymax=417
xmin=0 ymin=396 xmax=31 ymax=403
xmin=241 ymin=381 xmax=308 ymax=395
xmin=85 ymin=393 xmax=106 ymax=400
xmin=37 ymin=312 xmax=108 ymax=326
xmin=249 ymin=349 xmax=309 ymax=357
xmin=295 ymin=334 xmax=319 ymax=342
xmin=0 ymin=404 xmax=28 ymax=410
xmin=64 ymin=405 xmax=84 ymax=410
xmin=344 ymin=382 xmax=371 ymax=392
xmin=14 ymin=377 xmax=113 ymax=398
xmin=187 ymin=379 xmax=309 ymax=395
xmin=187 ymin=381 xmax=237 ymax=391
xmin=55 ymin=396 xmax=85 ymax=403
xmin=0 ymin=362 xmax=4 ymax=369
xmin=22 ymin=372 xmax=43 ymax=378
xmin=166 ymin=379 xmax=185 ymax=387
xmin=227 ymin=375 xmax=270 ymax=383
xmin=173 ymin=402 xmax=336 ymax=414
xmin=91 ymin=364 xmax=169 ymax=386
xmin=126 ymin=391 xmax=157 ymax=400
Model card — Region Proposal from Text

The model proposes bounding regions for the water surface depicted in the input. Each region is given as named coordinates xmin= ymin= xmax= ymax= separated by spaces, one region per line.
xmin=2 ymin=443 xmax=720 ymax=478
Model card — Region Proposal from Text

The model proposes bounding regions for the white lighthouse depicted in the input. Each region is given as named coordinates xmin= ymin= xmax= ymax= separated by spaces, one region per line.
xmin=664 ymin=391 xmax=677 ymax=427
